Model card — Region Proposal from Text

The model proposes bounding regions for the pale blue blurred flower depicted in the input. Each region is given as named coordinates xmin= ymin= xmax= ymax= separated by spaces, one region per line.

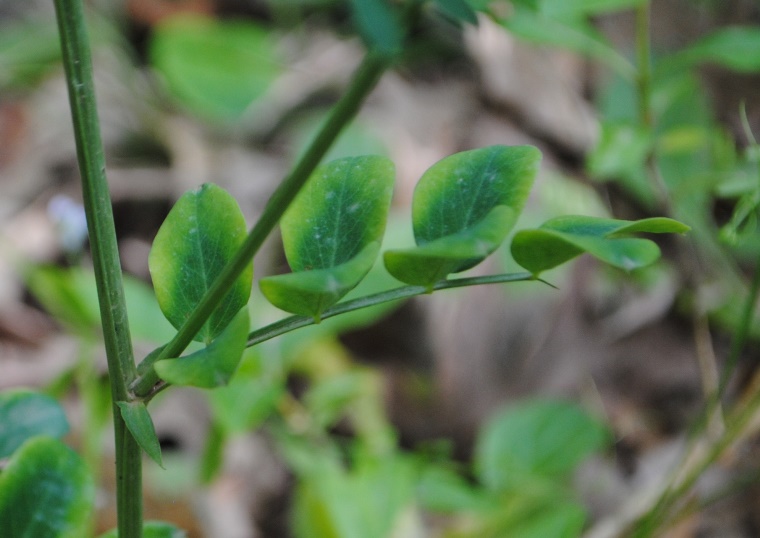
xmin=48 ymin=194 xmax=88 ymax=253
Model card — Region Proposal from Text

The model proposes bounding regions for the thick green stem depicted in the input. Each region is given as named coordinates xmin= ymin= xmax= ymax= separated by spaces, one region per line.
xmin=133 ymin=52 xmax=392 ymax=397
xmin=53 ymin=1 xmax=142 ymax=536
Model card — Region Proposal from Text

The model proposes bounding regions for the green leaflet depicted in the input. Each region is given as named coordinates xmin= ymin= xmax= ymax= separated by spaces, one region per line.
xmin=117 ymin=401 xmax=163 ymax=468
xmin=0 ymin=437 xmax=93 ymax=538
xmin=150 ymin=16 xmax=281 ymax=121
xmin=260 ymin=155 xmax=395 ymax=319
xmin=384 ymin=145 xmax=540 ymax=288
xmin=154 ymin=308 xmax=250 ymax=388
xmin=261 ymin=242 xmax=381 ymax=320
xmin=383 ymin=206 xmax=514 ymax=287
xmin=511 ymin=215 xmax=690 ymax=276
xmin=150 ymin=183 xmax=252 ymax=344
xmin=0 ymin=390 xmax=69 ymax=459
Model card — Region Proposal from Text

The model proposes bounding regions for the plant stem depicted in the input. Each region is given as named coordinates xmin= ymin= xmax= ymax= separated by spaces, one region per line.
xmin=246 ymin=272 xmax=537 ymax=347
xmin=631 ymin=372 xmax=760 ymax=536
xmin=134 ymin=272 xmax=540 ymax=398
xmin=133 ymin=52 xmax=393 ymax=397
xmin=53 ymin=1 xmax=142 ymax=536
xmin=718 ymin=251 xmax=760 ymax=395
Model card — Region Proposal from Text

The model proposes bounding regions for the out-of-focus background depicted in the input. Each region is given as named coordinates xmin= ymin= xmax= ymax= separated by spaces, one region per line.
xmin=2 ymin=0 xmax=760 ymax=536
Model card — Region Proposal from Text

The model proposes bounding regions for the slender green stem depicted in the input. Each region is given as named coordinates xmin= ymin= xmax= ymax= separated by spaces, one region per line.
xmin=132 ymin=52 xmax=393 ymax=397
xmin=631 ymin=375 xmax=760 ymax=536
xmin=53 ymin=1 xmax=142 ymax=536
xmin=718 ymin=252 xmax=760 ymax=395
xmin=136 ymin=272 xmax=540 ymax=398
xmin=246 ymin=272 xmax=537 ymax=347
xmin=635 ymin=2 xmax=671 ymax=211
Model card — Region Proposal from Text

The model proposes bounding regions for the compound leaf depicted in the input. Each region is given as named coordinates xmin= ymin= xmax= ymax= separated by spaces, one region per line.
xmin=511 ymin=215 xmax=689 ymax=275
xmin=260 ymin=155 xmax=394 ymax=319
xmin=154 ymin=308 xmax=249 ymax=388
xmin=384 ymin=145 xmax=540 ymax=288
xmin=150 ymin=183 xmax=252 ymax=344
xmin=117 ymin=401 xmax=163 ymax=468
xmin=0 ymin=437 xmax=93 ymax=538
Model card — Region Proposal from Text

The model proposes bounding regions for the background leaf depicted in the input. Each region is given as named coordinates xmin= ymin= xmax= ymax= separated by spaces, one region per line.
xmin=474 ymin=493 xmax=587 ymax=538
xmin=292 ymin=453 xmax=417 ymax=538
xmin=434 ymin=0 xmax=479 ymax=25
xmin=150 ymin=183 xmax=252 ymax=344
xmin=0 ymin=437 xmax=93 ymax=538
xmin=117 ymin=401 xmax=163 ymax=468
xmin=511 ymin=215 xmax=689 ymax=275
xmin=384 ymin=145 xmax=540 ymax=287
xmin=0 ymin=390 xmax=69 ymax=458
xmin=349 ymin=0 xmax=403 ymax=54
xmin=154 ymin=308 xmax=249 ymax=388
xmin=150 ymin=16 xmax=281 ymax=121
xmin=498 ymin=8 xmax=636 ymax=79
xmin=25 ymin=266 xmax=177 ymax=343
xmin=474 ymin=399 xmax=609 ymax=492
xmin=539 ymin=0 xmax=648 ymax=18
xmin=208 ymin=348 xmax=285 ymax=434
xmin=672 ymin=27 xmax=760 ymax=73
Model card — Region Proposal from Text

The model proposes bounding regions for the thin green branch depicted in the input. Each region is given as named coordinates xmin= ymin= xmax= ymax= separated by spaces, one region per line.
xmin=245 ymin=272 xmax=538 ymax=347
xmin=52 ymin=1 xmax=141 ymax=536
xmin=138 ymin=272 xmax=541 ymax=400
xmin=132 ymin=52 xmax=393 ymax=397
xmin=718 ymin=252 xmax=760 ymax=395
xmin=631 ymin=373 xmax=760 ymax=536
